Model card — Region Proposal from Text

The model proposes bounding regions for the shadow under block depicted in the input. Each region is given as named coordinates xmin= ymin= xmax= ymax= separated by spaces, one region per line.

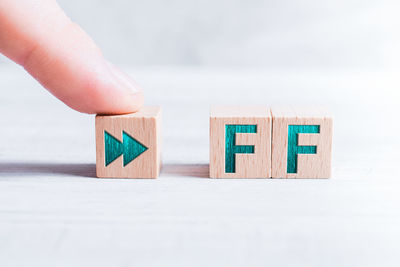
xmin=271 ymin=107 xmax=333 ymax=178
xmin=210 ymin=106 xmax=271 ymax=178
xmin=95 ymin=106 xmax=162 ymax=178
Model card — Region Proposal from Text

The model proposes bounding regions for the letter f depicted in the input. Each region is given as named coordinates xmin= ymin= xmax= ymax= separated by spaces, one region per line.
xmin=225 ymin=125 xmax=257 ymax=173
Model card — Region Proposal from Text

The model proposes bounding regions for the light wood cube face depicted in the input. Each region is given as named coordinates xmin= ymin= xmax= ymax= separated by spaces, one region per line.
xmin=210 ymin=106 xmax=272 ymax=178
xmin=95 ymin=107 xmax=162 ymax=178
xmin=271 ymin=107 xmax=333 ymax=178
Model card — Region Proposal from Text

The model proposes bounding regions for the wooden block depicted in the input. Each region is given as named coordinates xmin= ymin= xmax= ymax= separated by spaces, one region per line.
xmin=271 ymin=107 xmax=333 ymax=178
xmin=95 ymin=106 xmax=162 ymax=178
xmin=210 ymin=106 xmax=271 ymax=178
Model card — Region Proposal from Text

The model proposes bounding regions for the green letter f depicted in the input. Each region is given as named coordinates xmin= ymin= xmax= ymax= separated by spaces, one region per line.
xmin=225 ymin=125 xmax=257 ymax=173
xmin=287 ymin=125 xmax=320 ymax=173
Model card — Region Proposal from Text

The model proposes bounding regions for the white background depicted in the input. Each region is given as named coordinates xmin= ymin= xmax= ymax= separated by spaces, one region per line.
xmin=1 ymin=0 xmax=399 ymax=69
xmin=0 ymin=1 xmax=399 ymax=266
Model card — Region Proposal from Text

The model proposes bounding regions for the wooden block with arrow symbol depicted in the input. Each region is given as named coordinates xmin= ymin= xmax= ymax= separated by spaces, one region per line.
xmin=95 ymin=106 xmax=162 ymax=178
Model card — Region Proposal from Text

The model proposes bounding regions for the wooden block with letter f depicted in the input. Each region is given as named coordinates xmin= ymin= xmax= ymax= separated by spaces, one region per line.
xmin=95 ymin=106 xmax=162 ymax=178
xmin=210 ymin=106 xmax=271 ymax=178
xmin=271 ymin=107 xmax=333 ymax=178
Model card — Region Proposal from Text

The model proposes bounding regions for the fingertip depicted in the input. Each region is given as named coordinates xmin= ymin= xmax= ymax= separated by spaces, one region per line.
xmin=90 ymin=91 xmax=145 ymax=115
xmin=63 ymin=76 xmax=145 ymax=115
xmin=81 ymin=64 xmax=145 ymax=115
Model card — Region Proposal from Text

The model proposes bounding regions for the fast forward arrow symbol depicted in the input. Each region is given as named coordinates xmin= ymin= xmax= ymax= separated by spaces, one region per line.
xmin=104 ymin=131 xmax=148 ymax=166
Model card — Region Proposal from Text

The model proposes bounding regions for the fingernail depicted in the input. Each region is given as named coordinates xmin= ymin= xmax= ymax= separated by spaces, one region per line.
xmin=106 ymin=61 xmax=142 ymax=94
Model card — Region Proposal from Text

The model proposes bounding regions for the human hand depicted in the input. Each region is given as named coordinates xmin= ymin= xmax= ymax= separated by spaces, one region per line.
xmin=0 ymin=0 xmax=143 ymax=114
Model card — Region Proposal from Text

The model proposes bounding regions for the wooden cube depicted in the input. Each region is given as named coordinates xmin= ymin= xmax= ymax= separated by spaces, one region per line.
xmin=95 ymin=106 xmax=162 ymax=178
xmin=271 ymin=107 xmax=333 ymax=178
xmin=210 ymin=106 xmax=271 ymax=178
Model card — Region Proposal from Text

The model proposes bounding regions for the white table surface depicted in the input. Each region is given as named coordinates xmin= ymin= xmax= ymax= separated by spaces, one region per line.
xmin=0 ymin=65 xmax=399 ymax=266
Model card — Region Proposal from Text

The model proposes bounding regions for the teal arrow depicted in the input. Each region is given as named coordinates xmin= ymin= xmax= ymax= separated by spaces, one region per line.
xmin=104 ymin=130 xmax=148 ymax=167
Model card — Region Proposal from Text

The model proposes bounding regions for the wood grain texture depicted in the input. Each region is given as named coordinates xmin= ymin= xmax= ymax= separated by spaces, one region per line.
xmin=96 ymin=106 xmax=162 ymax=178
xmin=210 ymin=106 xmax=271 ymax=178
xmin=271 ymin=107 xmax=333 ymax=178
